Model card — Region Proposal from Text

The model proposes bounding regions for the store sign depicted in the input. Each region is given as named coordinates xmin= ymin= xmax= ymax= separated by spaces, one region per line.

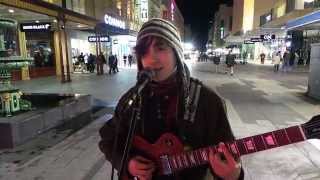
xmin=250 ymin=37 xmax=262 ymax=43
xmin=104 ymin=14 xmax=125 ymax=29
xmin=20 ymin=23 xmax=51 ymax=32
xmin=88 ymin=36 xmax=110 ymax=42
xmin=141 ymin=0 xmax=148 ymax=22
xmin=260 ymin=34 xmax=276 ymax=41
xmin=171 ymin=0 xmax=175 ymax=21
xmin=244 ymin=40 xmax=254 ymax=44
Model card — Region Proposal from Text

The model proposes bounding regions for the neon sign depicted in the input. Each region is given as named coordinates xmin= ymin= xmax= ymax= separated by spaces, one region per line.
xmin=104 ymin=14 xmax=125 ymax=29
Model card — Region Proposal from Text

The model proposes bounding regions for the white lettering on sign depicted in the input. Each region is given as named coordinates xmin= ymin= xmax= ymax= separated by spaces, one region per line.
xmin=104 ymin=14 xmax=125 ymax=29
xmin=88 ymin=36 xmax=110 ymax=42
xmin=141 ymin=0 xmax=148 ymax=22
xmin=22 ymin=24 xmax=50 ymax=30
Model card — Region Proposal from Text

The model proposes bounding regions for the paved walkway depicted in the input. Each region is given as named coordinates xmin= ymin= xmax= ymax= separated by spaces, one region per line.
xmin=1 ymin=61 xmax=320 ymax=180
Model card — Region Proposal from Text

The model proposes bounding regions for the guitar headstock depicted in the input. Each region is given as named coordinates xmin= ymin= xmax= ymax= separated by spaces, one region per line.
xmin=303 ymin=115 xmax=320 ymax=139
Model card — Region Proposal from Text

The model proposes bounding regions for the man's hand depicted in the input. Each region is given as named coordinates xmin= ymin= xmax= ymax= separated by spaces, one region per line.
xmin=128 ymin=156 xmax=155 ymax=180
xmin=209 ymin=143 xmax=241 ymax=180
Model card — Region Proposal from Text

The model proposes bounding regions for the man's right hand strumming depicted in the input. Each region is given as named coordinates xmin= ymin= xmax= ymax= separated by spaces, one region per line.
xmin=128 ymin=156 xmax=155 ymax=180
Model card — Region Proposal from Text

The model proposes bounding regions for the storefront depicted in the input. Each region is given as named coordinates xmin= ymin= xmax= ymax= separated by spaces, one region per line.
xmin=22 ymin=22 xmax=56 ymax=77
xmin=0 ymin=4 xmax=57 ymax=80
xmin=0 ymin=0 xmax=99 ymax=81
xmin=67 ymin=27 xmax=96 ymax=68
xmin=242 ymin=29 xmax=287 ymax=62
xmin=96 ymin=13 xmax=138 ymax=66
xmin=286 ymin=10 xmax=320 ymax=100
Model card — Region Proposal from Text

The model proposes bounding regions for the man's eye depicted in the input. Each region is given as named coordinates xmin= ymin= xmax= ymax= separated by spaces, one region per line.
xmin=156 ymin=44 xmax=169 ymax=51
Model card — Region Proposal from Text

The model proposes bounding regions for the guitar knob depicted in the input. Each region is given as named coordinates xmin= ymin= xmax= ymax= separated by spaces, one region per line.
xmin=165 ymin=139 xmax=173 ymax=147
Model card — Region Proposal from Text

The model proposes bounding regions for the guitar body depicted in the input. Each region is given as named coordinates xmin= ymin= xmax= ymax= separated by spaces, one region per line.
xmin=122 ymin=133 xmax=184 ymax=180
xmin=132 ymin=133 xmax=184 ymax=175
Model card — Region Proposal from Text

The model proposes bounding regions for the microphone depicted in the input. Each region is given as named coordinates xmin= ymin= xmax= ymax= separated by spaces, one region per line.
xmin=136 ymin=69 xmax=155 ymax=94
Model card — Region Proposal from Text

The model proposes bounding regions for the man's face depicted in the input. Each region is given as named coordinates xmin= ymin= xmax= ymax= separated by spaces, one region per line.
xmin=141 ymin=38 xmax=176 ymax=82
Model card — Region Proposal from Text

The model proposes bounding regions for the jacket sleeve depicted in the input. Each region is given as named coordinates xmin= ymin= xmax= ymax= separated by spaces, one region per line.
xmin=203 ymin=86 xmax=244 ymax=180
xmin=204 ymin=87 xmax=235 ymax=144
xmin=98 ymin=90 xmax=134 ymax=170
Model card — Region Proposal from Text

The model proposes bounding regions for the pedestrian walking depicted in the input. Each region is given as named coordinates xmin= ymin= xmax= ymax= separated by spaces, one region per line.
xmin=108 ymin=54 xmax=115 ymax=74
xmin=123 ymin=55 xmax=127 ymax=67
xmin=88 ymin=53 xmax=96 ymax=73
xmin=260 ymin=52 xmax=265 ymax=64
xmin=96 ymin=52 xmax=106 ymax=75
xmin=282 ymin=50 xmax=290 ymax=72
xmin=213 ymin=55 xmax=220 ymax=73
xmin=226 ymin=50 xmax=236 ymax=75
xmin=273 ymin=51 xmax=281 ymax=72
xmin=128 ymin=54 xmax=133 ymax=67
xmin=114 ymin=55 xmax=119 ymax=72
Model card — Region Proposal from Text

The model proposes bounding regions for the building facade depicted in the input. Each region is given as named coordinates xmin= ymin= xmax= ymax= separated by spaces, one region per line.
xmin=213 ymin=4 xmax=233 ymax=48
xmin=161 ymin=0 xmax=184 ymax=41
xmin=0 ymin=0 xmax=177 ymax=82
xmin=225 ymin=0 xmax=319 ymax=61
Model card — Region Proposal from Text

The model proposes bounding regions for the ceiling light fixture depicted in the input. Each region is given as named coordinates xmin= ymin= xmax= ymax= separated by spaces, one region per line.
xmin=8 ymin=9 xmax=14 ymax=13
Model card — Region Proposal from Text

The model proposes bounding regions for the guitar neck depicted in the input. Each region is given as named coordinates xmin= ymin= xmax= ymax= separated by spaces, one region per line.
xmin=162 ymin=125 xmax=307 ymax=175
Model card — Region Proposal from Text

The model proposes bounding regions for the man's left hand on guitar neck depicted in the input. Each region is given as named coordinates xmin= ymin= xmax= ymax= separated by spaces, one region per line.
xmin=209 ymin=143 xmax=242 ymax=180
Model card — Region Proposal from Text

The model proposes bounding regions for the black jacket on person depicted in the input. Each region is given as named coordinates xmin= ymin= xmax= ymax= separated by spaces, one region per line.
xmin=99 ymin=65 xmax=244 ymax=180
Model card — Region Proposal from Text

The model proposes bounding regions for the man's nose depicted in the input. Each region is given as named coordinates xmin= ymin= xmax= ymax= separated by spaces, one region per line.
xmin=143 ymin=49 xmax=157 ymax=64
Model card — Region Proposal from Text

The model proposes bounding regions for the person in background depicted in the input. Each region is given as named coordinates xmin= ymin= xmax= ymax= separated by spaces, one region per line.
xmin=273 ymin=51 xmax=281 ymax=72
xmin=88 ymin=53 xmax=96 ymax=73
xmin=99 ymin=18 xmax=243 ymax=180
xmin=123 ymin=54 xmax=127 ymax=67
xmin=96 ymin=52 xmax=106 ymax=75
xmin=128 ymin=54 xmax=133 ymax=67
xmin=225 ymin=50 xmax=236 ymax=76
xmin=108 ymin=54 xmax=115 ymax=74
xmin=260 ymin=52 xmax=265 ymax=64
xmin=114 ymin=55 xmax=119 ymax=73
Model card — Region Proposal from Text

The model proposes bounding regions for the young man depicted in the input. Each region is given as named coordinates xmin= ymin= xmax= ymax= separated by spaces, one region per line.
xmin=99 ymin=19 xmax=243 ymax=180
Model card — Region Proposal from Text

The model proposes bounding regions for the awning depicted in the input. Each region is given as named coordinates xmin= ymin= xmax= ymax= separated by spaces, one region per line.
xmin=263 ymin=9 xmax=314 ymax=29
xmin=286 ymin=9 xmax=320 ymax=30
xmin=224 ymin=35 xmax=244 ymax=44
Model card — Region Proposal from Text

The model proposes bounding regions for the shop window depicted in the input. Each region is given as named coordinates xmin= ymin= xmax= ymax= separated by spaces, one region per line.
xmin=117 ymin=0 xmax=122 ymax=16
xmin=286 ymin=0 xmax=295 ymax=13
xmin=42 ymin=0 xmax=62 ymax=6
xmin=0 ymin=19 xmax=19 ymax=57
xmin=25 ymin=32 xmax=55 ymax=67
xmin=69 ymin=0 xmax=86 ymax=14
xmin=304 ymin=0 xmax=320 ymax=8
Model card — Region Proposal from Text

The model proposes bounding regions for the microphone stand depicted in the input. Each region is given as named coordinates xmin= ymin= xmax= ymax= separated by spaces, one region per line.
xmin=117 ymin=78 xmax=149 ymax=179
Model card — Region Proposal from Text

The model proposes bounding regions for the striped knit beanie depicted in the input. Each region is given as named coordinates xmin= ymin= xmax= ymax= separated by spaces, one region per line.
xmin=136 ymin=18 xmax=191 ymax=117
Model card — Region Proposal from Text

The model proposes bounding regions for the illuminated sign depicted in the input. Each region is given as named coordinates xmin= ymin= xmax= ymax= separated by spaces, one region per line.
xmin=244 ymin=40 xmax=254 ymax=44
xmin=104 ymin=14 xmax=125 ymax=29
xmin=260 ymin=34 xmax=276 ymax=41
xmin=250 ymin=37 xmax=262 ymax=42
xmin=141 ymin=0 xmax=148 ymax=22
xmin=171 ymin=0 xmax=175 ymax=21
xmin=88 ymin=36 xmax=110 ymax=42
xmin=20 ymin=23 xmax=51 ymax=32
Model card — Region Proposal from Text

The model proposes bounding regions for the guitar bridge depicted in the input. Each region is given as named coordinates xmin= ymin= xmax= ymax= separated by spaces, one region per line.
xmin=160 ymin=155 xmax=172 ymax=175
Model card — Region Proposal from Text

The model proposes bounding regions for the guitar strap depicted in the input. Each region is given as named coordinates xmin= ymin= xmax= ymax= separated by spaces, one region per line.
xmin=183 ymin=78 xmax=202 ymax=123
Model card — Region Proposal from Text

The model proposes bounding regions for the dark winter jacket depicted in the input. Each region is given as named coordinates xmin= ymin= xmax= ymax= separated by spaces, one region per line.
xmin=99 ymin=77 xmax=244 ymax=180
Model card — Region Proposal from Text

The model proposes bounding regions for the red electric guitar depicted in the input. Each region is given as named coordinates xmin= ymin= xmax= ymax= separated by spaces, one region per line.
xmin=125 ymin=115 xmax=320 ymax=179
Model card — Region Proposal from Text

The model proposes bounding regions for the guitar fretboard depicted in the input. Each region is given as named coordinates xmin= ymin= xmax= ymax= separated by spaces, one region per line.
xmin=163 ymin=125 xmax=306 ymax=175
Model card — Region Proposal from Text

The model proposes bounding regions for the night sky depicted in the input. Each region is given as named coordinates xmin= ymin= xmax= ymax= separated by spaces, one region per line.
xmin=176 ymin=0 xmax=232 ymax=50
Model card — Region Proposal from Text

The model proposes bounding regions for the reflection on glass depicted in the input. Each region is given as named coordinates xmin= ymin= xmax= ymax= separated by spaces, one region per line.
xmin=26 ymin=32 xmax=55 ymax=67
xmin=42 ymin=0 xmax=62 ymax=6
xmin=0 ymin=18 xmax=18 ymax=57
